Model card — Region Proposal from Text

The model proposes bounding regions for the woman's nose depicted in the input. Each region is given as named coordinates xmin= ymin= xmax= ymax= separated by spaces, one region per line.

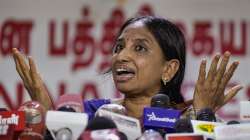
xmin=116 ymin=47 xmax=132 ymax=62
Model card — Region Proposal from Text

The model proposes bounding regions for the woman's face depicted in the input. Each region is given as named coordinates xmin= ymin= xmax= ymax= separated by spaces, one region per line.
xmin=111 ymin=21 xmax=167 ymax=97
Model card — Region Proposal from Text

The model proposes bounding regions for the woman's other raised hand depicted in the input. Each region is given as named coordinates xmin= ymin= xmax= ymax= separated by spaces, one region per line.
xmin=12 ymin=48 xmax=53 ymax=110
xmin=193 ymin=51 xmax=243 ymax=112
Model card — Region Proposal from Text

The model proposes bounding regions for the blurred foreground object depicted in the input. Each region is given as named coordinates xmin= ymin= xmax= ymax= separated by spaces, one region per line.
xmin=18 ymin=101 xmax=46 ymax=140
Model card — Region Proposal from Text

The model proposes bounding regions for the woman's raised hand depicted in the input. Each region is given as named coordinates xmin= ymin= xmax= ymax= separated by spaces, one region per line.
xmin=193 ymin=51 xmax=243 ymax=112
xmin=12 ymin=48 xmax=53 ymax=110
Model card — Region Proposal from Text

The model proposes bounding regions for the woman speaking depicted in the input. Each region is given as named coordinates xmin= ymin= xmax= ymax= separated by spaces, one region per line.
xmin=12 ymin=16 xmax=242 ymax=120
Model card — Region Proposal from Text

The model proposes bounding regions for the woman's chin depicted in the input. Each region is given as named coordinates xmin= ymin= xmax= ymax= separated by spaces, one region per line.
xmin=116 ymin=84 xmax=136 ymax=95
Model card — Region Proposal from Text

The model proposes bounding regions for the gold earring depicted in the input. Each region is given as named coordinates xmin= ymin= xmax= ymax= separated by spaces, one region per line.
xmin=162 ymin=77 xmax=169 ymax=85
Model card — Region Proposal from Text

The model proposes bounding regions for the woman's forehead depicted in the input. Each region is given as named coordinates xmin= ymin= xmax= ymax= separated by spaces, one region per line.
xmin=118 ymin=21 xmax=155 ymax=43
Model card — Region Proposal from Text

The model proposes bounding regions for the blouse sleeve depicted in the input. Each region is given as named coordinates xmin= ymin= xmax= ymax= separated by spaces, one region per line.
xmin=84 ymin=99 xmax=111 ymax=120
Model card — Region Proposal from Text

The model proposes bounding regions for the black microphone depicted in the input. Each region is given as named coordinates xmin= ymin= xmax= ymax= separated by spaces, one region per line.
xmin=227 ymin=120 xmax=240 ymax=125
xmin=55 ymin=94 xmax=84 ymax=113
xmin=196 ymin=108 xmax=216 ymax=122
xmin=85 ymin=116 xmax=117 ymax=131
xmin=151 ymin=94 xmax=170 ymax=108
xmin=0 ymin=108 xmax=8 ymax=112
xmin=118 ymin=131 xmax=128 ymax=140
xmin=81 ymin=116 xmax=128 ymax=140
xmin=57 ymin=106 xmax=76 ymax=112
xmin=174 ymin=118 xmax=193 ymax=133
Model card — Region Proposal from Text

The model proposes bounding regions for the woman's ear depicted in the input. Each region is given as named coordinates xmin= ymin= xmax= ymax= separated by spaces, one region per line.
xmin=162 ymin=59 xmax=180 ymax=81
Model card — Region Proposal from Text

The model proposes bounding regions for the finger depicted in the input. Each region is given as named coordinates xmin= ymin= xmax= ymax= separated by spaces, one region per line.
xmin=224 ymin=85 xmax=243 ymax=104
xmin=12 ymin=47 xmax=18 ymax=54
xmin=215 ymin=85 xmax=243 ymax=111
xmin=14 ymin=49 xmax=33 ymax=87
xmin=215 ymin=61 xmax=239 ymax=106
xmin=28 ymin=56 xmax=40 ymax=89
xmin=206 ymin=54 xmax=220 ymax=83
xmin=222 ymin=61 xmax=239 ymax=86
xmin=217 ymin=61 xmax=239 ymax=94
xmin=12 ymin=49 xmax=33 ymax=94
xmin=197 ymin=59 xmax=207 ymax=84
xmin=13 ymin=52 xmax=25 ymax=80
xmin=214 ymin=51 xmax=230 ymax=83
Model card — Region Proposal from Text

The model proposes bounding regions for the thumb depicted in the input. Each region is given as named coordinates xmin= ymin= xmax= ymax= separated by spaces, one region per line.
xmin=215 ymin=85 xmax=243 ymax=111
xmin=224 ymin=85 xmax=243 ymax=104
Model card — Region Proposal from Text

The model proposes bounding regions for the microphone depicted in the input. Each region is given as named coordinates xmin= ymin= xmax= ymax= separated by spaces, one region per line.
xmin=0 ymin=108 xmax=8 ymax=112
xmin=95 ymin=105 xmax=142 ymax=140
xmin=143 ymin=94 xmax=181 ymax=134
xmin=44 ymin=95 xmax=83 ymax=140
xmin=55 ymin=94 xmax=84 ymax=113
xmin=17 ymin=101 xmax=46 ymax=140
xmin=84 ymin=99 xmax=111 ymax=120
xmin=86 ymin=116 xmax=117 ymax=130
xmin=138 ymin=129 xmax=163 ymax=140
xmin=97 ymin=103 xmax=127 ymax=115
xmin=81 ymin=128 xmax=121 ymax=140
xmin=45 ymin=110 xmax=88 ymax=140
xmin=118 ymin=131 xmax=128 ymax=140
xmin=227 ymin=120 xmax=240 ymax=125
xmin=57 ymin=106 xmax=76 ymax=112
xmin=173 ymin=118 xmax=193 ymax=133
xmin=196 ymin=108 xmax=216 ymax=122
xmin=150 ymin=94 xmax=170 ymax=108
xmin=81 ymin=116 xmax=124 ymax=140
xmin=240 ymin=101 xmax=250 ymax=122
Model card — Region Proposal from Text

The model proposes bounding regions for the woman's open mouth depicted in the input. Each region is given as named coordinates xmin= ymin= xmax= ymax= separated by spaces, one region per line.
xmin=114 ymin=67 xmax=135 ymax=82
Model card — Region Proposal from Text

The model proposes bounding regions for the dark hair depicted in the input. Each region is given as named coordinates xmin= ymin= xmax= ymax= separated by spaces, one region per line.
xmin=115 ymin=16 xmax=186 ymax=104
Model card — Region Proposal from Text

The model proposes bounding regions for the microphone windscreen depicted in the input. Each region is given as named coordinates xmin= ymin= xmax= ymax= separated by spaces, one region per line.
xmin=196 ymin=108 xmax=216 ymax=122
xmin=57 ymin=106 xmax=76 ymax=112
xmin=118 ymin=131 xmax=128 ymax=140
xmin=18 ymin=101 xmax=46 ymax=140
xmin=151 ymin=94 xmax=170 ymax=108
xmin=86 ymin=116 xmax=117 ymax=131
xmin=96 ymin=104 xmax=127 ymax=116
xmin=227 ymin=120 xmax=240 ymax=125
xmin=55 ymin=94 xmax=83 ymax=113
xmin=43 ymin=129 xmax=54 ymax=140
xmin=174 ymin=118 xmax=193 ymax=133
xmin=0 ymin=108 xmax=8 ymax=111
xmin=80 ymin=128 xmax=120 ymax=140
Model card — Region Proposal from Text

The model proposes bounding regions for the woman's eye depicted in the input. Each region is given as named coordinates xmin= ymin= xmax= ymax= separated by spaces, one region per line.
xmin=113 ymin=44 xmax=123 ymax=53
xmin=135 ymin=44 xmax=147 ymax=52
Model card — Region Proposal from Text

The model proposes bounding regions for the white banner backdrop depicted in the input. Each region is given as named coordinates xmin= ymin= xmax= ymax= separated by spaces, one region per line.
xmin=0 ymin=0 xmax=250 ymax=120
